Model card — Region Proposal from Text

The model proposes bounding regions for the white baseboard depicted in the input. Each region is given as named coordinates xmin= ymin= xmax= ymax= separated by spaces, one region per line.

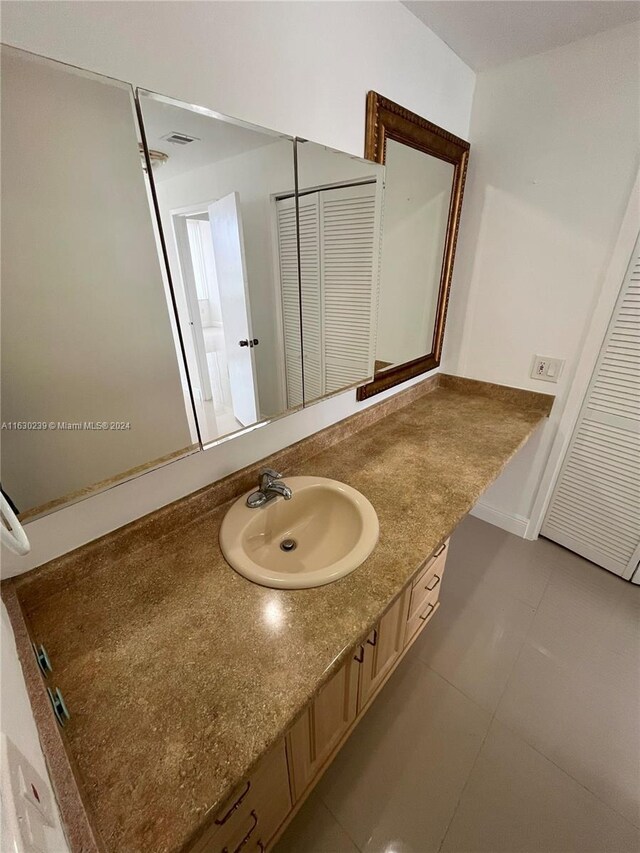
xmin=470 ymin=500 xmax=529 ymax=538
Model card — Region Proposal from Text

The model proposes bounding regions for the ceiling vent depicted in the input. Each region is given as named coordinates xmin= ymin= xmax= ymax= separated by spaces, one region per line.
xmin=161 ymin=131 xmax=199 ymax=146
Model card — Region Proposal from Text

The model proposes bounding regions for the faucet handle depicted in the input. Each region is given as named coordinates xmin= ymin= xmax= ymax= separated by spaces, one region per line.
xmin=259 ymin=468 xmax=282 ymax=490
xmin=260 ymin=468 xmax=282 ymax=480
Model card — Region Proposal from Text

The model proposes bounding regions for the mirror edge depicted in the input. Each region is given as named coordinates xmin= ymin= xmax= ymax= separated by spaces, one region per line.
xmin=356 ymin=91 xmax=470 ymax=401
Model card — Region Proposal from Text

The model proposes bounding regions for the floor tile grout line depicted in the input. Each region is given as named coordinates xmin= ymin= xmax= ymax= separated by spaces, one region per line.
xmin=406 ymin=660 xmax=496 ymax=853
xmin=318 ymin=792 xmax=364 ymax=852
xmin=494 ymin=715 xmax=640 ymax=832
xmin=490 ymin=556 xmax=640 ymax=831
xmin=435 ymin=556 xmax=556 ymax=853
xmin=435 ymin=705 xmax=493 ymax=853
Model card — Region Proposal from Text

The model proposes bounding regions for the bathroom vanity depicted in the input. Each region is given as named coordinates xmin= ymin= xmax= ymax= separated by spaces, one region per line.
xmin=1 ymin=41 xmax=555 ymax=853
xmin=3 ymin=375 xmax=553 ymax=853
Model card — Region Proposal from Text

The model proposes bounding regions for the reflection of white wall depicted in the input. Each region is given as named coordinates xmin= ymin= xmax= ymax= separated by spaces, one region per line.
xmin=156 ymin=140 xmax=295 ymax=417
xmin=297 ymin=142 xmax=383 ymax=191
xmin=0 ymin=49 xmax=192 ymax=513
xmin=378 ymin=142 xmax=453 ymax=364
xmin=444 ymin=22 xmax=640 ymax=533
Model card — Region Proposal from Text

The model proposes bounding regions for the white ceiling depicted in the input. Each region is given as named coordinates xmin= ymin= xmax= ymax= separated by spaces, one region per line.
xmin=139 ymin=97 xmax=282 ymax=182
xmin=402 ymin=1 xmax=640 ymax=70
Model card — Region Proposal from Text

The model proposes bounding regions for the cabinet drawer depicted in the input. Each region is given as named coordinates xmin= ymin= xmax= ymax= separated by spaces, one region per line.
xmin=405 ymin=595 xmax=440 ymax=644
xmin=408 ymin=540 xmax=448 ymax=621
xmin=189 ymin=740 xmax=291 ymax=853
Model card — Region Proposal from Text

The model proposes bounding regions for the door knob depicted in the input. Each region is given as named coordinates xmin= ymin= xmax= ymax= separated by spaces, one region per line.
xmin=239 ymin=339 xmax=259 ymax=348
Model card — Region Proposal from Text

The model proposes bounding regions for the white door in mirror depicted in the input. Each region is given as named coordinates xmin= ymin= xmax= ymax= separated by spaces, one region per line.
xmin=208 ymin=192 xmax=259 ymax=427
xmin=219 ymin=476 xmax=379 ymax=589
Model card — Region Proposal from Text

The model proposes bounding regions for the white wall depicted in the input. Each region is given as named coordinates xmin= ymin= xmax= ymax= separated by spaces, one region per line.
xmin=442 ymin=22 xmax=640 ymax=533
xmin=1 ymin=0 xmax=474 ymax=578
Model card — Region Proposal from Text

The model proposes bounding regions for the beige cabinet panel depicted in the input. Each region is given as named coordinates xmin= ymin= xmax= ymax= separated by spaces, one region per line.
xmin=287 ymin=657 xmax=360 ymax=801
xmin=189 ymin=740 xmax=291 ymax=853
xmin=358 ymin=589 xmax=410 ymax=711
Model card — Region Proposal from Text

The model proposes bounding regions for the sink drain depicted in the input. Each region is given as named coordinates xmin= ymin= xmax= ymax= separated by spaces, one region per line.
xmin=280 ymin=538 xmax=297 ymax=552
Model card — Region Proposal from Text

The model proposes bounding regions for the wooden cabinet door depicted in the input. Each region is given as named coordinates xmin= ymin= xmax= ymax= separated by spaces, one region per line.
xmin=287 ymin=657 xmax=359 ymax=801
xmin=358 ymin=590 xmax=409 ymax=712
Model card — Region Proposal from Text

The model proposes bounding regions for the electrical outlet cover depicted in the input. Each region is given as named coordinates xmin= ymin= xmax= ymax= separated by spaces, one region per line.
xmin=531 ymin=355 xmax=564 ymax=383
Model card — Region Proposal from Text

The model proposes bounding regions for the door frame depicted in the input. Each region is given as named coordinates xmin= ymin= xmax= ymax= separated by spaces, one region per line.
xmin=171 ymin=204 xmax=214 ymax=403
xmin=527 ymin=167 xmax=640 ymax=552
xmin=269 ymin=191 xmax=293 ymax=413
xmin=207 ymin=192 xmax=260 ymax=427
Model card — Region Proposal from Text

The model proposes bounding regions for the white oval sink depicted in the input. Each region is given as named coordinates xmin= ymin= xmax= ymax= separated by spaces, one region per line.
xmin=219 ymin=476 xmax=379 ymax=589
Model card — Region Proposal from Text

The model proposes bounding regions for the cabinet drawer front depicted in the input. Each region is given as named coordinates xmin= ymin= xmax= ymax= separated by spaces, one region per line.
xmin=408 ymin=543 xmax=448 ymax=620
xmin=405 ymin=596 xmax=440 ymax=644
xmin=189 ymin=741 xmax=291 ymax=853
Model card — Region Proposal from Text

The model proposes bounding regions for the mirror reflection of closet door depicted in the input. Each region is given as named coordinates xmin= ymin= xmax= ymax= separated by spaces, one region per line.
xmin=293 ymin=140 xmax=385 ymax=405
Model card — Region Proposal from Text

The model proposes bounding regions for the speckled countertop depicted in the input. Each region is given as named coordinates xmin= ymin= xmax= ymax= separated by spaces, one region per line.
xmin=6 ymin=375 xmax=553 ymax=853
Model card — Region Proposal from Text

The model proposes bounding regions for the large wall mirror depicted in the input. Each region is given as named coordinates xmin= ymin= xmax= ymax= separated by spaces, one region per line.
xmin=6 ymin=52 xmax=458 ymax=523
xmin=0 ymin=47 xmax=198 ymax=519
xmin=357 ymin=92 xmax=470 ymax=400
xmin=137 ymin=91 xmax=301 ymax=445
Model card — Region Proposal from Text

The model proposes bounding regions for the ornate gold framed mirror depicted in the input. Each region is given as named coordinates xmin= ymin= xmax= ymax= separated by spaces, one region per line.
xmin=356 ymin=92 xmax=470 ymax=400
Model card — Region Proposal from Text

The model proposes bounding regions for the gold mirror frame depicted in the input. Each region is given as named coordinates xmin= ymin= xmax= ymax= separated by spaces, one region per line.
xmin=356 ymin=92 xmax=470 ymax=401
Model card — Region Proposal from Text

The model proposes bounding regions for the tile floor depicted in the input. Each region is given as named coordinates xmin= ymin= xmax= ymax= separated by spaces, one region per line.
xmin=274 ymin=515 xmax=640 ymax=853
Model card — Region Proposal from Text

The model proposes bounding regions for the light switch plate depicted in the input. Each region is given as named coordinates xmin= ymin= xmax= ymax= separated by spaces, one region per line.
xmin=531 ymin=355 xmax=564 ymax=383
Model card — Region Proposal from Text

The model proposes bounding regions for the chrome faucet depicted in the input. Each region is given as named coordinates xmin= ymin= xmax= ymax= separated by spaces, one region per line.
xmin=246 ymin=468 xmax=293 ymax=508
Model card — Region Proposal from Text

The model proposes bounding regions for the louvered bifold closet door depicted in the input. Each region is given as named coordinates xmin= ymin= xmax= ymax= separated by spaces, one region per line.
xmin=320 ymin=183 xmax=381 ymax=394
xmin=276 ymin=196 xmax=304 ymax=408
xmin=542 ymin=234 xmax=640 ymax=578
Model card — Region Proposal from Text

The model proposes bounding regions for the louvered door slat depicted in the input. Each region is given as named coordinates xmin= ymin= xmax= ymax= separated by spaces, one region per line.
xmin=542 ymin=234 xmax=640 ymax=577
